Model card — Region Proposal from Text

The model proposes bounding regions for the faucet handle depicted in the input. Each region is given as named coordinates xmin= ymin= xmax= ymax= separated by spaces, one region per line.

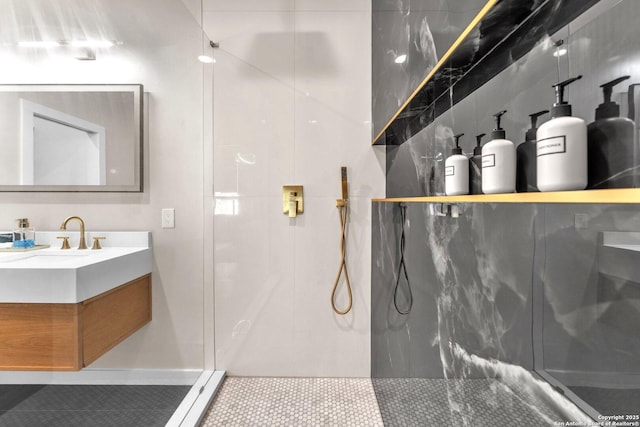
xmin=91 ymin=236 xmax=106 ymax=250
xmin=57 ymin=236 xmax=71 ymax=250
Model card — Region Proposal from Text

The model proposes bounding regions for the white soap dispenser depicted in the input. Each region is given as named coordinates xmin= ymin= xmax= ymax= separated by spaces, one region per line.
xmin=445 ymin=133 xmax=469 ymax=195
xmin=537 ymin=76 xmax=587 ymax=192
xmin=482 ymin=110 xmax=516 ymax=194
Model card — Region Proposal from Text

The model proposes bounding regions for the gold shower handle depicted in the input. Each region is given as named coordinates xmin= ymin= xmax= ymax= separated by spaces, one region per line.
xmin=288 ymin=192 xmax=298 ymax=218
xmin=282 ymin=186 xmax=304 ymax=217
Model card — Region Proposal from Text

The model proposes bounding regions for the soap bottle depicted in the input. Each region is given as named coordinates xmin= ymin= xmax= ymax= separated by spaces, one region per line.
xmin=445 ymin=133 xmax=469 ymax=195
xmin=469 ymin=133 xmax=485 ymax=195
xmin=13 ymin=218 xmax=35 ymax=248
xmin=587 ymin=76 xmax=635 ymax=189
xmin=629 ymin=83 xmax=640 ymax=187
xmin=537 ymin=76 xmax=587 ymax=192
xmin=516 ymin=110 xmax=548 ymax=193
xmin=482 ymin=110 xmax=516 ymax=194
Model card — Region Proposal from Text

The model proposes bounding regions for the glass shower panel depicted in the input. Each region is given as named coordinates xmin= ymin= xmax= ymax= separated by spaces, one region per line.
xmin=540 ymin=204 xmax=640 ymax=418
xmin=0 ymin=0 xmax=210 ymax=424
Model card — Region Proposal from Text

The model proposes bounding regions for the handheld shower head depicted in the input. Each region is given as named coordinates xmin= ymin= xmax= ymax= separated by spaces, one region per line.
xmin=341 ymin=167 xmax=348 ymax=200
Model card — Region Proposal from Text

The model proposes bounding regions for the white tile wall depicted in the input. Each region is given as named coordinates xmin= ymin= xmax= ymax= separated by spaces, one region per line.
xmin=204 ymin=0 xmax=294 ymax=12
xmin=206 ymin=1 xmax=384 ymax=377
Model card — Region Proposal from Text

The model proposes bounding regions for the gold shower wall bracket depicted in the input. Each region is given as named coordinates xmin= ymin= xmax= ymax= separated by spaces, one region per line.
xmin=283 ymin=186 xmax=304 ymax=218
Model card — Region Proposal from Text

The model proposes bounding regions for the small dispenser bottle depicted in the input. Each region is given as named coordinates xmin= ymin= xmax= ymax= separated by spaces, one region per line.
xmin=629 ymin=83 xmax=640 ymax=187
xmin=537 ymin=76 xmax=587 ymax=192
xmin=516 ymin=110 xmax=548 ymax=193
xmin=469 ymin=133 xmax=485 ymax=195
xmin=13 ymin=218 xmax=35 ymax=248
xmin=445 ymin=133 xmax=469 ymax=195
xmin=482 ymin=110 xmax=516 ymax=194
xmin=587 ymin=76 xmax=635 ymax=188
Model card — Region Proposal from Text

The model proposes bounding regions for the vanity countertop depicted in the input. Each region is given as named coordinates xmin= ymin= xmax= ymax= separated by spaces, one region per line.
xmin=0 ymin=231 xmax=151 ymax=303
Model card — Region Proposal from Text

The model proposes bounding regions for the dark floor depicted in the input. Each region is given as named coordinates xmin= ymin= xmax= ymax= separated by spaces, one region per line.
xmin=0 ymin=384 xmax=190 ymax=427
xmin=569 ymin=386 xmax=640 ymax=416
xmin=372 ymin=378 xmax=583 ymax=427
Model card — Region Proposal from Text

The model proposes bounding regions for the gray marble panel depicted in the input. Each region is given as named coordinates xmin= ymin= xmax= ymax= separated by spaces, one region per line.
xmin=372 ymin=0 xmax=487 ymax=139
xmin=372 ymin=202 xmax=535 ymax=379
xmin=372 ymin=201 xmax=640 ymax=418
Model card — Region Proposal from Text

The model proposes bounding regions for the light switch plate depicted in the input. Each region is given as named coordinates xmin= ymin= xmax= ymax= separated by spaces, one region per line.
xmin=162 ymin=208 xmax=175 ymax=228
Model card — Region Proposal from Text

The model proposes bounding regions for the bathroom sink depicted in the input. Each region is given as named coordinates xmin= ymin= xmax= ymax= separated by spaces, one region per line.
xmin=0 ymin=231 xmax=151 ymax=303
xmin=0 ymin=251 xmax=90 ymax=266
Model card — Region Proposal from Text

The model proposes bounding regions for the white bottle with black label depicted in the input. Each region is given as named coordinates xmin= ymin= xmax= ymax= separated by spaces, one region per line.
xmin=445 ymin=133 xmax=469 ymax=195
xmin=537 ymin=76 xmax=587 ymax=192
xmin=482 ymin=110 xmax=516 ymax=194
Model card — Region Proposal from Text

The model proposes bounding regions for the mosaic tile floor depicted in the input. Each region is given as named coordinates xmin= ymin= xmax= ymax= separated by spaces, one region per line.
xmin=202 ymin=377 xmax=587 ymax=426
xmin=200 ymin=377 xmax=383 ymax=427
xmin=372 ymin=378 xmax=573 ymax=427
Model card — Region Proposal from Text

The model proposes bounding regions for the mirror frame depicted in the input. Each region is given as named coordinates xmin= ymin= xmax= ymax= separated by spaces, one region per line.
xmin=0 ymin=84 xmax=143 ymax=192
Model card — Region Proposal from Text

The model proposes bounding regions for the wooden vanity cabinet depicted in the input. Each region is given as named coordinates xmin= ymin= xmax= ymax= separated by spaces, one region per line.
xmin=0 ymin=274 xmax=151 ymax=371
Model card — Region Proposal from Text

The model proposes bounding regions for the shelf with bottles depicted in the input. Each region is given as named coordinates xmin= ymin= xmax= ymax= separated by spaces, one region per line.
xmin=373 ymin=188 xmax=640 ymax=204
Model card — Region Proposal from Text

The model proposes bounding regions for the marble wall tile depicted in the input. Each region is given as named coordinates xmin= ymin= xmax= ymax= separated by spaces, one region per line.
xmin=214 ymin=196 xmax=296 ymax=376
xmin=294 ymin=0 xmax=370 ymax=12
xmin=207 ymin=2 xmax=384 ymax=377
xmin=204 ymin=0 xmax=293 ymax=12
xmin=204 ymin=10 xmax=295 ymax=86
xmin=293 ymin=9 xmax=381 ymax=199
xmin=375 ymin=0 xmax=600 ymax=146
xmin=373 ymin=0 xmax=640 ymax=417
xmin=372 ymin=0 xmax=488 ymax=139
xmin=372 ymin=202 xmax=640 ymax=418
xmin=213 ymin=46 xmax=295 ymax=198
xmin=372 ymin=202 xmax=536 ymax=379
xmin=373 ymin=201 xmax=640 ymax=386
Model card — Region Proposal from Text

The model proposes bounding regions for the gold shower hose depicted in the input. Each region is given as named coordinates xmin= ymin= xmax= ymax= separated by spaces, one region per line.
xmin=331 ymin=198 xmax=352 ymax=315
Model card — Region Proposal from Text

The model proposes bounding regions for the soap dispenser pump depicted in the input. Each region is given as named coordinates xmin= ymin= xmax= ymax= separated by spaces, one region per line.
xmin=13 ymin=218 xmax=35 ymax=248
xmin=536 ymin=76 xmax=587 ymax=192
xmin=482 ymin=110 xmax=516 ymax=194
xmin=469 ymin=133 xmax=485 ymax=194
xmin=445 ymin=133 xmax=469 ymax=195
xmin=516 ymin=110 xmax=548 ymax=193
xmin=587 ymin=75 xmax=635 ymax=188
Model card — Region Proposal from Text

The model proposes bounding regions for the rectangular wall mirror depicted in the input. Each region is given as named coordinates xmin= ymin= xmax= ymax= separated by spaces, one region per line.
xmin=0 ymin=84 xmax=142 ymax=192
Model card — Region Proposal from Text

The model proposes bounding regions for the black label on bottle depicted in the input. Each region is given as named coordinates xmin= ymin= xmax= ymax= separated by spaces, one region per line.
xmin=537 ymin=136 xmax=566 ymax=157
xmin=482 ymin=154 xmax=495 ymax=168
xmin=445 ymin=165 xmax=455 ymax=176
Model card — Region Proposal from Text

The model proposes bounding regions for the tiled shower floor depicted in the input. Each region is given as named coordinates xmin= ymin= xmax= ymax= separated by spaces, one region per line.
xmin=200 ymin=377 xmax=585 ymax=426
xmin=200 ymin=377 xmax=383 ymax=426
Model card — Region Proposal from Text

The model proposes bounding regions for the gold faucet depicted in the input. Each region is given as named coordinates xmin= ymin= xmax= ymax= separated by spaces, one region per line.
xmin=60 ymin=216 xmax=88 ymax=250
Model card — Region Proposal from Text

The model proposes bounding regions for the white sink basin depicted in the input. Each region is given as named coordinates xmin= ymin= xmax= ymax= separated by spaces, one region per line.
xmin=0 ymin=231 xmax=152 ymax=303
xmin=0 ymin=252 xmax=90 ymax=266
